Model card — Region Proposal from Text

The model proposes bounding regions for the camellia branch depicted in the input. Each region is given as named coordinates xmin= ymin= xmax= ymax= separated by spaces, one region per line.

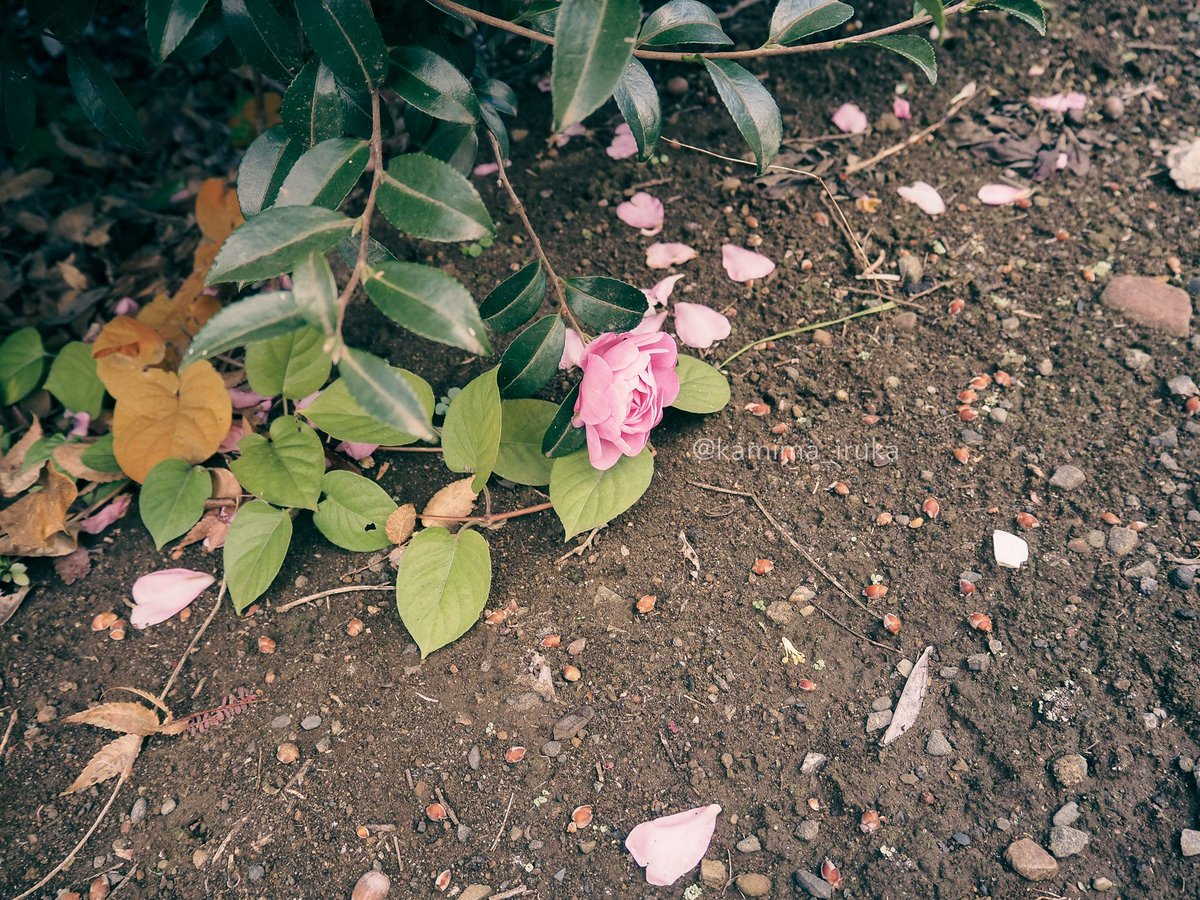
xmin=428 ymin=0 xmax=969 ymax=62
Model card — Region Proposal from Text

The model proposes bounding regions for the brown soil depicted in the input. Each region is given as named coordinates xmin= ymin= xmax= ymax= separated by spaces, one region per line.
xmin=3 ymin=1 xmax=1200 ymax=898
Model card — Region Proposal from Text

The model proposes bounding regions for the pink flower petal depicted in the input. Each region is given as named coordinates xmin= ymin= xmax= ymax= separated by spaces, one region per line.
xmin=626 ymin=804 xmax=721 ymax=886
xmin=553 ymin=122 xmax=587 ymax=147
xmin=559 ymin=328 xmax=584 ymax=369
xmin=616 ymin=191 xmax=664 ymax=236
xmin=897 ymin=181 xmax=946 ymax=216
xmin=113 ymin=296 xmax=139 ymax=316
xmin=79 ymin=494 xmax=131 ymax=535
xmin=645 ymin=242 xmax=697 ymax=270
xmin=67 ymin=411 xmax=91 ymax=437
xmin=721 ymin=244 xmax=775 ymax=282
xmin=674 ymin=303 xmax=731 ymax=349
xmin=130 ymin=568 xmax=215 ymax=629
xmin=228 ymin=387 xmax=272 ymax=409
xmin=633 ymin=310 xmax=668 ymax=334
xmin=219 ymin=419 xmax=250 ymax=454
xmin=337 ymin=441 xmax=378 ymax=460
xmin=644 ymin=274 xmax=686 ymax=307
xmin=606 ymin=123 xmax=639 ymax=160
xmin=1030 ymin=92 xmax=1086 ymax=113
xmin=473 ymin=162 xmax=499 ymax=177
xmin=832 ymin=102 xmax=869 ymax=134
xmin=977 ymin=184 xmax=1032 ymax=206
xmin=893 ymin=97 xmax=912 ymax=120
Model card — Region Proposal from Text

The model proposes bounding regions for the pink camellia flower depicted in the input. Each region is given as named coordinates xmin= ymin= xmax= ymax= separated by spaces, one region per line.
xmin=130 ymin=568 xmax=215 ymax=629
xmin=893 ymin=97 xmax=912 ymax=120
xmin=626 ymin=804 xmax=721 ymax=886
xmin=559 ymin=328 xmax=585 ymax=369
xmin=573 ymin=331 xmax=680 ymax=470
xmin=645 ymin=242 xmax=697 ymax=270
xmin=1030 ymin=91 xmax=1086 ymax=113
xmin=832 ymin=102 xmax=869 ymax=134
xmin=606 ymin=123 xmax=639 ymax=160
xmin=616 ymin=191 xmax=664 ymax=236
xmin=337 ymin=441 xmax=378 ymax=460
xmin=721 ymin=244 xmax=775 ymax=282
xmin=674 ymin=303 xmax=731 ymax=349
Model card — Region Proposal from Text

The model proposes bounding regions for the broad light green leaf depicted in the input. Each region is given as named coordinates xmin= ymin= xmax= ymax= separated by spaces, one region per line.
xmin=671 ymin=355 xmax=730 ymax=414
xmin=442 ymin=368 xmax=501 ymax=492
xmin=338 ymin=349 xmax=436 ymax=442
xmin=66 ymin=50 xmax=146 ymax=150
xmin=230 ymin=415 xmax=325 ymax=509
xmin=45 ymin=341 xmax=105 ymax=417
xmin=207 ymin=206 xmax=353 ymax=283
xmin=147 ymin=0 xmax=209 ymax=63
xmin=495 ymin=399 xmax=556 ymax=486
xmin=291 ymin=252 xmax=338 ymax=335
xmin=541 ymin=383 xmax=586 ymax=458
xmin=551 ymin=0 xmax=640 ymax=131
xmin=295 ymin=0 xmax=388 ymax=91
xmin=613 ymin=58 xmax=661 ymax=161
xmin=245 ymin=326 xmax=332 ymax=399
xmin=702 ymin=59 xmax=781 ymax=173
xmin=0 ymin=327 xmax=44 ymax=404
xmin=81 ymin=434 xmax=121 ymax=474
xmin=639 ymin=0 xmax=732 ymax=46
xmin=865 ymin=34 xmax=938 ymax=84
xmin=497 ymin=314 xmax=564 ymax=399
xmin=139 ymin=458 xmax=210 ymax=549
xmin=304 ymin=370 xmax=434 ymax=445
xmin=915 ymin=0 xmax=945 ymax=34
xmin=550 ymin=447 xmax=653 ymax=539
xmin=767 ymin=0 xmax=854 ymax=45
xmin=182 ymin=291 xmax=302 ymax=366
xmin=225 ymin=499 xmax=292 ymax=612
xmin=388 ymin=46 xmax=480 ymax=125
xmin=274 ymin=137 xmax=369 ymax=209
xmin=564 ymin=276 xmax=647 ymax=333
xmin=282 ymin=58 xmax=345 ymax=146
xmin=237 ymin=125 xmax=304 ymax=217
xmin=480 ymin=261 xmax=546 ymax=333
xmin=364 ymin=262 xmax=490 ymax=355
xmin=376 ymin=153 xmax=494 ymax=243
xmin=312 ymin=469 xmax=396 ymax=551
xmin=1 ymin=36 xmax=36 ymax=149
xmin=977 ymin=0 xmax=1047 ymax=34
xmin=220 ymin=0 xmax=302 ymax=82
xmin=395 ymin=526 xmax=491 ymax=657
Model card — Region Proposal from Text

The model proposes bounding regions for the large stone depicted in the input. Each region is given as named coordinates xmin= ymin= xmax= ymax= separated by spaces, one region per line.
xmin=1049 ymin=465 xmax=1086 ymax=491
xmin=1049 ymin=825 xmax=1089 ymax=858
xmin=1052 ymin=753 xmax=1089 ymax=787
xmin=1168 ymin=139 xmax=1200 ymax=191
xmin=1107 ymin=527 xmax=1138 ymax=557
xmin=1102 ymin=276 xmax=1192 ymax=336
xmin=1182 ymin=829 xmax=1200 ymax=857
xmin=925 ymin=730 xmax=953 ymax=757
xmin=734 ymin=873 xmax=771 ymax=896
xmin=793 ymin=871 xmax=834 ymax=899
xmin=1005 ymin=838 xmax=1059 ymax=881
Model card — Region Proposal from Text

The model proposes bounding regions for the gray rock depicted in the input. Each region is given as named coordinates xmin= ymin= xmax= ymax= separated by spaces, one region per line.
xmin=1094 ymin=876 xmax=1115 ymax=892
xmin=1183 ymin=829 xmax=1200 ymax=857
xmin=990 ymin=407 xmax=1009 ymax=424
xmin=1005 ymin=838 xmax=1059 ymax=881
xmin=1052 ymin=753 xmax=1089 ymax=787
xmin=793 ymin=871 xmax=834 ymax=899
xmin=1168 ymin=375 xmax=1199 ymax=397
xmin=926 ymin=730 xmax=953 ymax=757
xmin=540 ymin=741 xmax=562 ymax=758
xmin=506 ymin=691 xmax=541 ymax=711
xmin=552 ymin=706 xmax=594 ymax=741
xmin=1052 ymin=801 xmax=1080 ymax=826
xmin=797 ymin=820 xmax=820 ymax=841
xmin=967 ymin=653 xmax=991 ymax=672
xmin=736 ymin=835 xmax=762 ymax=853
xmin=800 ymin=752 xmax=827 ymax=775
xmin=1107 ymin=527 xmax=1138 ymax=557
xmin=1102 ymin=276 xmax=1192 ymax=336
xmin=866 ymin=709 xmax=893 ymax=732
xmin=248 ymin=864 xmax=264 ymax=882
xmin=467 ymin=745 xmax=480 ymax=770
xmin=160 ymin=797 xmax=176 ymax=816
xmin=1049 ymin=465 xmax=1086 ymax=491
xmin=871 ymin=696 xmax=892 ymax=712
xmin=789 ymin=585 xmax=816 ymax=604
xmin=270 ymin=715 xmax=292 ymax=729
xmin=130 ymin=798 xmax=148 ymax=825
xmin=300 ymin=714 xmax=321 ymax=731
xmin=1037 ymin=359 xmax=1054 ymax=376
xmin=1170 ymin=566 xmax=1196 ymax=589
xmin=1151 ymin=427 xmax=1179 ymax=450
xmin=1124 ymin=348 xmax=1152 ymax=370
xmin=1049 ymin=825 xmax=1089 ymax=858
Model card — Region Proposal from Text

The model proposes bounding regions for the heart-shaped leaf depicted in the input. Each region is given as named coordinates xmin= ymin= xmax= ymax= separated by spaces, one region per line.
xmin=245 ymin=325 xmax=332 ymax=399
xmin=395 ymin=526 xmax=491 ymax=657
xmin=139 ymin=458 xmax=211 ymax=549
xmin=494 ymin=399 xmax=557 ymax=486
xmin=230 ymin=415 xmax=326 ymax=509
xmin=312 ymin=470 xmax=397 ymax=551
xmin=224 ymin=500 xmax=292 ymax=612
xmin=45 ymin=341 xmax=105 ymax=418
xmin=0 ymin=327 xmax=45 ymax=405
xmin=550 ymin=447 xmax=654 ymax=539
xmin=671 ymin=355 xmax=731 ymax=414
xmin=441 ymin=368 xmax=502 ymax=492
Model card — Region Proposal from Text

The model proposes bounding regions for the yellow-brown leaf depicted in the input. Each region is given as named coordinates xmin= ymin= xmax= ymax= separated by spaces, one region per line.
xmin=385 ymin=503 xmax=417 ymax=545
xmin=420 ymin=478 xmax=478 ymax=529
xmin=92 ymin=316 xmax=167 ymax=398
xmin=0 ymin=467 xmax=79 ymax=557
xmin=0 ymin=418 xmax=43 ymax=497
xmin=63 ymin=701 xmax=161 ymax=736
xmin=62 ymin=734 xmax=142 ymax=795
xmin=52 ymin=442 xmax=125 ymax=484
xmin=194 ymin=178 xmax=243 ymax=244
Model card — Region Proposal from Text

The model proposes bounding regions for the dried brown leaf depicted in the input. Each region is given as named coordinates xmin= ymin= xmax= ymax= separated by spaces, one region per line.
xmin=63 ymin=701 xmax=161 ymax=736
xmin=385 ymin=503 xmax=417 ymax=544
xmin=0 ymin=418 xmax=43 ymax=497
xmin=62 ymin=733 xmax=143 ymax=795
xmin=420 ymin=478 xmax=478 ymax=529
xmin=0 ymin=584 xmax=31 ymax=627
xmin=52 ymin=442 xmax=125 ymax=484
xmin=0 ymin=167 xmax=53 ymax=204
xmin=209 ymin=468 xmax=240 ymax=501
xmin=170 ymin=510 xmax=228 ymax=557
xmin=0 ymin=466 xmax=79 ymax=557
xmin=881 ymin=645 xmax=933 ymax=747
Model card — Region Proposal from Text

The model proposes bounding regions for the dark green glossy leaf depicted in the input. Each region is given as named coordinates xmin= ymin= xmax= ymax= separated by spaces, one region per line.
xmin=274 ymin=137 xmax=368 ymax=209
xmin=702 ymin=58 xmax=781 ymax=173
xmin=291 ymin=252 xmax=338 ymax=335
xmin=207 ymin=206 xmax=354 ymax=283
xmin=237 ymin=125 xmax=304 ymax=216
xmin=864 ymin=34 xmax=937 ymax=84
xmin=479 ymin=103 xmax=508 ymax=162
xmin=420 ymin=118 xmax=478 ymax=175
xmin=28 ymin=0 xmax=95 ymax=37
xmin=376 ymin=152 xmax=494 ymax=243
xmin=172 ymin=1 xmax=226 ymax=62
xmin=639 ymin=0 xmax=732 ymax=46
xmin=225 ymin=500 xmax=292 ymax=612
xmin=550 ymin=0 xmax=640 ymax=131
xmin=220 ymin=0 xmax=302 ymax=82
xmin=364 ymin=261 xmax=490 ymax=356
xmin=0 ymin=37 xmax=35 ymax=149
xmin=767 ymin=0 xmax=853 ymax=44
xmin=282 ymin=58 xmax=344 ymax=146
xmin=182 ymin=291 xmax=302 ymax=366
xmin=977 ymin=0 xmax=1046 ymax=34
xmin=388 ymin=46 xmax=480 ymax=125
xmin=494 ymin=399 xmax=556 ymax=486
xmin=915 ymin=0 xmax=945 ymax=34
xmin=338 ymin=348 xmax=436 ymax=442
xmin=477 ymin=78 xmax=518 ymax=117
xmin=541 ymin=383 xmax=587 ymax=458
xmin=66 ymin=50 xmax=146 ymax=150
xmin=480 ymin=260 xmax=546 ymax=333
xmin=613 ymin=58 xmax=661 ymax=160
xmin=147 ymin=0 xmax=209 ymax=62
xmin=497 ymin=314 xmax=564 ymax=399
xmin=335 ymin=233 xmax=395 ymax=267
xmin=564 ymin=276 xmax=647 ymax=333
xmin=295 ymin=0 xmax=388 ymax=91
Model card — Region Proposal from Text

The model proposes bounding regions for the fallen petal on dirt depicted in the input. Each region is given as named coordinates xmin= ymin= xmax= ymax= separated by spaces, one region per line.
xmin=978 ymin=184 xmax=1033 ymax=206
xmin=644 ymin=274 xmax=686 ymax=307
xmin=722 ymin=244 xmax=775 ymax=282
xmin=129 ymin=568 xmax=215 ymax=629
xmin=897 ymin=181 xmax=946 ymax=216
xmin=993 ymin=530 xmax=1029 ymax=569
xmin=881 ymin=645 xmax=933 ymax=746
xmin=1030 ymin=91 xmax=1086 ymax=112
xmin=606 ymin=123 xmax=638 ymax=160
xmin=673 ymin=303 xmax=731 ymax=349
xmin=645 ymin=242 xmax=697 ymax=270
xmin=616 ymin=191 xmax=664 ymax=235
xmin=832 ymin=102 xmax=869 ymax=134
xmin=625 ymin=804 xmax=721 ymax=886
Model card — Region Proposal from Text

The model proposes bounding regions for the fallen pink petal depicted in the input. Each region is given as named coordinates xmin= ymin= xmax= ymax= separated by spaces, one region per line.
xmin=553 ymin=122 xmax=587 ymax=147
xmin=1030 ymin=91 xmax=1086 ymax=113
xmin=67 ymin=411 xmax=91 ymax=437
xmin=79 ymin=494 xmax=131 ymax=535
xmin=721 ymin=244 xmax=775 ymax=282
xmin=219 ymin=419 xmax=250 ymax=454
xmin=897 ymin=181 xmax=946 ymax=216
xmin=977 ymin=184 xmax=1032 ymax=205
xmin=645 ymin=242 xmax=697 ymax=270
xmin=625 ymin=804 xmax=721 ymax=886
xmin=674 ymin=302 xmax=731 ymax=349
xmin=472 ymin=162 xmax=499 ymax=177
xmin=228 ymin=387 xmax=272 ymax=410
xmin=337 ymin=441 xmax=378 ymax=460
xmin=832 ymin=102 xmax=869 ymax=134
xmin=616 ymin=191 xmax=664 ymax=236
xmin=644 ymin=274 xmax=686 ymax=307
xmin=559 ymin=328 xmax=584 ymax=369
xmin=633 ymin=310 xmax=668 ymax=334
xmin=130 ymin=568 xmax=215 ymax=629
xmin=893 ymin=97 xmax=912 ymax=120
xmin=606 ymin=123 xmax=638 ymax=160
xmin=113 ymin=296 xmax=139 ymax=316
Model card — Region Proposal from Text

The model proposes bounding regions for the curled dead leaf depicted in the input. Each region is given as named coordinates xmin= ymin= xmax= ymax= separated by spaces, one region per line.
xmin=0 ymin=584 xmax=32 ymax=627
xmin=0 ymin=466 xmax=79 ymax=557
xmin=92 ymin=316 xmax=166 ymax=396
xmin=62 ymin=733 xmax=143 ymax=795
xmin=420 ymin=478 xmax=478 ymax=529
xmin=63 ymin=701 xmax=161 ymax=737
xmin=385 ymin=503 xmax=417 ymax=545
xmin=53 ymin=442 xmax=125 ymax=484
xmin=0 ymin=418 xmax=44 ymax=497
xmin=209 ymin=467 xmax=240 ymax=501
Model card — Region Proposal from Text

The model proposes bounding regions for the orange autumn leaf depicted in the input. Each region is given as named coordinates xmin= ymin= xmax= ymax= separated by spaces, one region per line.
xmin=194 ymin=177 xmax=243 ymax=245
xmin=111 ymin=360 xmax=232 ymax=483
xmin=92 ymin=316 xmax=168 ymax=399
xmin=137 ymin=290 xmax=221 ymax=364
xmin=0 ymin=466 xmax=79 ymax=557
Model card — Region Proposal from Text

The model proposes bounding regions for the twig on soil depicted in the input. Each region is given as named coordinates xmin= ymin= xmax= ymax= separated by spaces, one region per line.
xmin=488 ymin=888 xmax=530 ymax=900
xmin=434 ymin=787 xmax=461 ymax=827
xmin=491 ymin=792 xmax=515 ymax=853
xmin=658 ymin=730 xmax=703 ymax=797
xmin=0 ymin=707 xmax=16 ymax=760
xmin=555 ymin=524 xmax=605 ymax=565
xmin=208 ymin=813 xmax=251 ymax=869
xmin=718 ymin=303 xmax=895 ymax=370
xmin=276 ymin=583 xmax=393 ymax=613
xmin=842 ymin=86 xmax=981 ymax=177
xmin=161 ymin=578 xmax=227 ymax=702
xmin=279 ymin=759 xmax=313 ymax=808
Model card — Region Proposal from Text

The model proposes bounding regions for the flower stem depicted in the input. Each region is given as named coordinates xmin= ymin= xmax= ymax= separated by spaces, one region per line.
xmin=719 ymin=303 xmax=896 ymax=370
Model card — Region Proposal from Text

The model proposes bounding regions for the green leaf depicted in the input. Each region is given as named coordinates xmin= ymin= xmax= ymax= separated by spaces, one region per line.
xmin=338 ymin=349 xmax=436 ymax=443
xmin=274 ymin=137 xmax=369 ymax=209
xmin=225 ymin=499 xmax=292 ymax=612
xmin=767 ymin=0 xmax=854 ymax=44
xmin=550 ymin=447 xmax=653 ymax=539
xmin=335 ymin=232 xmax=395 ymax=267
xmin=477 ymin=78 xmax=518 ymax=117
xmin=363 ymin=262 xmax=490 ymax=356
xmin=172 ymin=1 xmax=225 ymax=62
xmin=915 ymin=0 xmax=945 ymax=34
xmin=66 ymin=49 xmax=146 ymax=150
xmin=977 ymin=0 xmax=1046 ymax=34
xmin=388 ymin=46 xmax=480 ymax=125
xmin=376 ymin=153 xmax=494 ymax=243
xmin=420 ymin=119 xmax=479 ymax=175
xmin=282 ymin=58 xmax=345 ymax=146
xmin=207 ymin=206 xmax=354 ymax=284
xmin=45 ymin=341 xmax=105 ymax=417
xmin=564 ymin=276 xmax=647 ymax=333
xmin=291 ymin=252 xmax=338 ymax=335
xmin=671 ymin=355 xmax=730 ymax=414
xmin=550 ymin=0 xmax=640 ymax=131
xmin=442 ymin=368 xmax=501 ymax=492
xmin=494 ymin=399 xmax=556 ymax=486
xmin=312 ymin=469 xmax=397 ymax=551
xmin=220 ymin=0 xmax=303 ymax=83
xmin=480 ymin=261 xmax=546 ymax=333
xmin=639 ymin=0 xmax=732 ymax=46
xmin=304 ymin=370 xmax=434 ymax=445
xmin=237 ymin=125 xmax=304 ymax=217
xmin=864 ymin=35 xmax=937 ymax=84
xmin=182 ymin=291 xmax=303 ymax=366
xmin=497 ymin=314 xmax=564 ymax=399
xmin=230 ymin=415 xmax=325 ymax=509
xmin=613 ymin=58 xmax=661 ymax=160
xmin=702 ymin=59 xmax=781 ymax=173
xmin=0 ymin=37 xmax=34 ymax=149
xmin=541 ymin=383 xmax=587 ymax=458
xmin=139 ymin=458 xmax=210 ymax=549
xmin=295 ymin=0 xmax=388 ymax=91
xmin=0 ymin=327 xmax=44 ymax=405
xmin=80 ymin=434 xmax=121 ymax=474
xmin=395 ymin=526 xmax=491 ymax=657
xmin=146 ymin=0 xmax=209 ymax=62
xmin=245 ymin=326 xmax=332 ymax=399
